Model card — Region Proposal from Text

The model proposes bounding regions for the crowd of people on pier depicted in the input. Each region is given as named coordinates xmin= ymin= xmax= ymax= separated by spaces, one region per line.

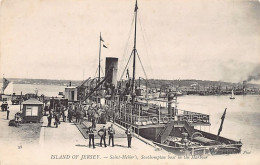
xmin=45 ymin=101 xmax=133 ymax=149
xmin=1 ymin=99 xmax=134 ymax=148
xmin=45 ymin=102 xmax=114 ymax=128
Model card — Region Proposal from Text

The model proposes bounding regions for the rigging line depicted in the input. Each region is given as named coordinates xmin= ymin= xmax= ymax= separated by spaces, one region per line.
xmin=89 ymin=64 xmax=114 ymax=91
xmin=119 ymin=13 xmax=135 ymax=74
xmin=100 ymin=66 xmax=105 ymax=77
xmin=119 ymin=49 xmax=134 ymax=81
xmin=119 ymin=14 xmax=134 ymax=73
xmin=136 ymin=50 xmax=148 ymax=80
xmin=94 ymin=66 xmax=98 ymax=78
xmin=137 ymin=13 xmax=155 ymax=79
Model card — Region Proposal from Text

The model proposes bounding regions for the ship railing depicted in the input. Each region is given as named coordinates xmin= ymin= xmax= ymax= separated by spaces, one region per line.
xmin=118 ymin=109 xmax=210 ymax=125
xmin=177 ymin=109 xmax=210 ymax=125
xmin=118 ymin=111 xmax=174 ymax=126
xmin=120 ymin=101 xmax=211 ymax=125
xmin=178 ymin=109 xmax=208 ymax=116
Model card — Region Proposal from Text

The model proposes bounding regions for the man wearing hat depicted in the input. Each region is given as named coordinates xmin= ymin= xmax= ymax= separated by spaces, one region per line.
xmin=87 ymin=126 xmax=95 ymax=149
xmin=6 ymin=106 xmax=10 ymax=120
xmin=108 ymin=124 xmax=115 ymax=147
xmin=125 ymin=125 xmax=133 ymax=148
xmin=98 ymin=125 xmax=107 ymax=147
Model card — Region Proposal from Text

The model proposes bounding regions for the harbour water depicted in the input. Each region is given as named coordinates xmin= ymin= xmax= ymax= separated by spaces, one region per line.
xmin=177 ymin=95 xmax=260 ymax=152
xmin=11 ymin=83 xmax=260 ymax=153
xmin=13 ymin=84 xmax=66 ymax=97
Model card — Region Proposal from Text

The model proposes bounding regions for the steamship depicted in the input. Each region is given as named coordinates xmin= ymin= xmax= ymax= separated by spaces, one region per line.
xmin=65 ymin=0 xmax=242 ymax=156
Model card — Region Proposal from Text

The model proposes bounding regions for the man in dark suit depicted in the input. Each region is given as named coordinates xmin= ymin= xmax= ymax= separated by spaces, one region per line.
xmin=98 ymin=125 xmax=107 ymax=147
xmin=54 ymin=113 xmax=59 ymax=128
xmin=125 ymin=125 xmax=133 ymax=148
xmin=88 ymin=126 xmax=95 ymax=149
xmin=91 ymin=116 xmax=96 ymax=129
xmin=6 ymin=107 xmax=10 ymax=120
xmin=68 ymin=107 xmax=72 ymax=123
xmin=47 ymin=111 xmax=52 ymax=127
xmin=3 ymin=102 xmax=8 ymax=111
xmin=108 ymin=124 xmax=115 ymax=147
xmin=1 ymin=102 xmax=4 ymax=111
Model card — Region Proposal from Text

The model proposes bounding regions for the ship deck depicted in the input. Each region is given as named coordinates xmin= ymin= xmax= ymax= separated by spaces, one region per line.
xmin=116 ymin=119 xmax=210 ymax=130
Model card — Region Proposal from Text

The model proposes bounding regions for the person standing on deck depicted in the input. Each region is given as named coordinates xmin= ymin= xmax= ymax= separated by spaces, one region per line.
xmin=57 ymin=111 xmax=61 ymax=124
xmin=15 ymin=112 xmax=21 ymax=127
xmin=87 ymin=126 xmax=95 ymax=149
xmin=68 ymin=107 xmax=72 ymax=123
xmin=64 ymin=107 xmax=68 ymax=122
xmin=3 ymin=102 xmax=8 ymax=111
xmin=112 ymin=111 xmax=115 ymax=123
xmin=87 ymin=107 xmax=91 ymax=121
xmin=76 ymin=108 xmax=81 ymax=123
xmin=94 ymin=111 xmax=99 ymax=124
xmin=91 ymin=116 xmax=96 ymax=129
xmin=47 ymin=111 xmax=52 ymax=127
xmin=6 ymin=106 xmax=10 ymax=120
xmin=98 ymin=125 xmax=107 ymax=147
xmin=108 ymin=124 xmax=115 ymax=147
xmin=75 ymin=107 xmax=78 ymax=123
xmin=125 ymin=126 xmax=133 ymax=148
xmin=54 ymin=113 xmax=59 ymax=128
xmin=1 ymin=102 xmax=4 ymax=111
xmin=79 ymin=110 xmax=84 ymax=125
xmin=61 ymin=106 xmax=66 ymax=122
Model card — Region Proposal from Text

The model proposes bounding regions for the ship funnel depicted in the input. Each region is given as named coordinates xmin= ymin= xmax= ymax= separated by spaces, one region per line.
xmin=105 ymin=57 xmax=118 ymax=88
xmin=168 ymin=92 xmax=174 ymax=120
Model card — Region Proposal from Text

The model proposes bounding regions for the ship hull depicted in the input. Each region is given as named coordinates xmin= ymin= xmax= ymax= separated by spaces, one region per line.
xmin=153 ymin=142 xmax=242 ymax=156
xmin=152 ymin=128 xmax=242 ymax=156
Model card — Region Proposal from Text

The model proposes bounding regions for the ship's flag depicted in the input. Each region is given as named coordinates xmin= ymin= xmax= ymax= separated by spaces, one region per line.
xmin=134 ymin=0 xmax=138 ymax=12
xmin=100 ymin=36 xmax=104 ymax=42
xmin=217 ymin=108 xmax=227 ymax=137
xmin=3 ymin=78 xmax=10 ymax=91
xmin=103 ymin=44 xmax=108 ymax=48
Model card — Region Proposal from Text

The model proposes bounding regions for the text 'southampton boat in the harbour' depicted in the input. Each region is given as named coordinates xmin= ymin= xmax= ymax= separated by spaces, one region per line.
xmin=63 ymin=0 xmax=242 ymax=156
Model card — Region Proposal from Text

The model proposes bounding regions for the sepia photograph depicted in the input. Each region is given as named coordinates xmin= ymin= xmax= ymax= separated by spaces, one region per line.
xmin=0 ymin=0 xmax=260 ymax=164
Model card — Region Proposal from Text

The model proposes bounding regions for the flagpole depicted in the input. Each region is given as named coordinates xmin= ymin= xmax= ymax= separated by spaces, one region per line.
xmin=216 ymin=108 xmax=227 ymax=141
xmin=99 ymin=32 xmax=101 ymax=83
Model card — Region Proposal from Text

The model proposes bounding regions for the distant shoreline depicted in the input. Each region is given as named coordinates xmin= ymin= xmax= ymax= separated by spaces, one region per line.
xmin=13 ymin=83 xmax=67 ymax=86
xmin=1 ymin=78 xmax=260 ymax=88
xmin=0 ymin=78 xmax=81 ymax=87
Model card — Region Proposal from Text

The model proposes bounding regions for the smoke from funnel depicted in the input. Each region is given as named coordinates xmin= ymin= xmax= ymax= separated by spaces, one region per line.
xmin=247 ymin=64 xmax=260 ymax=82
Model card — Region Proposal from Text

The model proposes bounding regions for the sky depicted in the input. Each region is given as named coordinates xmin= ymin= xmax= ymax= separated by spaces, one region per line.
xmin=0 ymin=0 xmax=260 ymax=83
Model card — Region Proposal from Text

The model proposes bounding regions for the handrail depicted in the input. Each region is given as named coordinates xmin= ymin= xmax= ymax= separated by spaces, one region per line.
xmin=157 ymin=120 xmax=175 ymax=143
xmin=183 ymin=120 xmax=194 ymax=136
xmin=156 ymin=125 xmax=167 ymax=139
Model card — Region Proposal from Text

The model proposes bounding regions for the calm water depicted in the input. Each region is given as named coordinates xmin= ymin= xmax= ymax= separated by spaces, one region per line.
xmin=13 ymin=84 xmax=66 ymax=97
xmin=177 ymin=95 xmax=260 ymax=152
xmin=11 ymin=84 xmax=260 ymax=152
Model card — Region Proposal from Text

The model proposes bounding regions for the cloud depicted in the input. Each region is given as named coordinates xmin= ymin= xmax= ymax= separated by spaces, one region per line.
xmin=1 ymin=0 xmax=260 ymax=82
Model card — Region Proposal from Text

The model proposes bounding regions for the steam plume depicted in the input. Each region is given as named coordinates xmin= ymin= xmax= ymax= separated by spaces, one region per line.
xmin=247 ymin=64 xmax=260 ymax=82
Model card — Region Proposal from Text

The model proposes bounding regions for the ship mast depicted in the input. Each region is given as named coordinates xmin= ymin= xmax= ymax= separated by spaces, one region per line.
xmin=131 ymin=0 xmax=138 ymax=103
